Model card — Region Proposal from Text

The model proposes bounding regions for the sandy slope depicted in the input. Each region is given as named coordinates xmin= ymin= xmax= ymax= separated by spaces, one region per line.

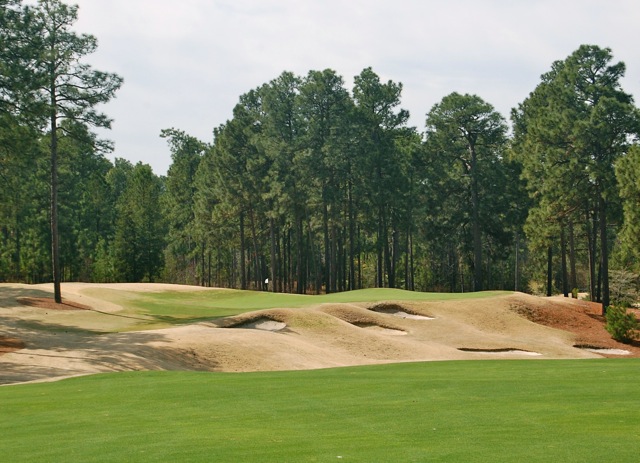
xmin=0 ymin=282 xmax=633 ymax=385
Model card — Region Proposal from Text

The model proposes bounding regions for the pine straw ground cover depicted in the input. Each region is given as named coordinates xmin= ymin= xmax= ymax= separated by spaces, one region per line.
xmin=512 ymin=296 xmax=640 ymax=354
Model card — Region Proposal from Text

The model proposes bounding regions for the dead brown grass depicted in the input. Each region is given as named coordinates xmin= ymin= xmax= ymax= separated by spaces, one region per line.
xmin=1 ymin=283 xmax=638 ymax=386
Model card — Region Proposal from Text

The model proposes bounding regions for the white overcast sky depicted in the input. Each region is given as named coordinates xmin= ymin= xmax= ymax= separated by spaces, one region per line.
xmin=70 ymin=0 xmax=640 ymax=175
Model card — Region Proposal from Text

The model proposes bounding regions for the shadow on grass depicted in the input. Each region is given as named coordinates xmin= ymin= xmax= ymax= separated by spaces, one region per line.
xmin=0 ymin=316 xmax=217 ymax=386
xmin=0 ymin=285 xmax=55 ymax=308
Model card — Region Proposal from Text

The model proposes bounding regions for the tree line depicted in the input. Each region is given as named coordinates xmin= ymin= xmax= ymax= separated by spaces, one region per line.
xmin=2 ymin=1 xmax=640 ymax=312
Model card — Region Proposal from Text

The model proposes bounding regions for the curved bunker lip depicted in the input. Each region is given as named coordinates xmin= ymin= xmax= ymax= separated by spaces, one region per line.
xmin=352 ymin=322 xmax=407 ymax=335
xmin=458 ymin=347 xmax=542 ymax=356
xmin=574 ymin=344 xmax=631 ymax=355
xmin=233 ymin=317 xmax=287 ymax=332
xmin=369 ymin=303 xmax=434 ymax=320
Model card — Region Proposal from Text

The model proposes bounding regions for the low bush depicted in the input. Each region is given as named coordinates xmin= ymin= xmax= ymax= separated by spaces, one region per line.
xmin=605 ymin=305 xmax=639 ymax=344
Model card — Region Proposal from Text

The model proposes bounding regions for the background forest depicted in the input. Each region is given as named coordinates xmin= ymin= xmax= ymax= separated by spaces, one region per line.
xmin=2 ymin=1 xmax=640 ymax=308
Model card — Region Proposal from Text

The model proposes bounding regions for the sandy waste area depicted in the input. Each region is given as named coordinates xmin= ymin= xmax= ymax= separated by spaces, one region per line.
xmin=1 ymin=282 xmax=638 ymax=385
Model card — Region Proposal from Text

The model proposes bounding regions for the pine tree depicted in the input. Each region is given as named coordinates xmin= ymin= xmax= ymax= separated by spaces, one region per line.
xmin=425 ymin=92 xmax=509 ymax=292
xmin=3 ymin=0 xmax=122 ymax=301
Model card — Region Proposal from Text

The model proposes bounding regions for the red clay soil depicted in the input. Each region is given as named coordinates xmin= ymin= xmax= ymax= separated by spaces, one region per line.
xmin=512 ymin=297 xmax=640 ymax=357
xmin=0 ymin=337 xmax=26 ymax=354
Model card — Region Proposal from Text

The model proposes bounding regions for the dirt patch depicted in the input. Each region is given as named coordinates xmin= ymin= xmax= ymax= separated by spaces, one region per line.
xmin=0 ymin=337 xmax=25 ymax=354
xmin=17 ymin=297 xmax=92 ymax=311
xmin=511 ymin=296 xmax=640 ymax=356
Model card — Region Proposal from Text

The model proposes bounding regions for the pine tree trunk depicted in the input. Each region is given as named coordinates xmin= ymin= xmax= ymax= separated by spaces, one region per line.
xmin=248 ymin=207 xmax=262 ymax=290
xmin=547 ymin=245 xmax=553 ymax=297
xmin=568 ymin=219 xmax=577 ymax=293
xmin=348 ymin=185 xmax=355 ymax=291
xmin=470 ymin=144 xmax=483 ymax=292
xmin=586 ymin=207 xmax=597 ymax=300
xmin=239 ymin=211 xmax=247 ymax=290
xmin=50 ymin=97 xmax=62 ymax=304
xmin=390 ymin=224 xmax=399 ymax=289
xmin=514 ymin=232 xmax=519 ymax=292
xmin=296 ymin=217 xmax=304 ymax=294
xmin=376 ymin=211 xmax=384 ymax=288
xmin=561 ymin=225 xmax=568 ymax=297
xmin=322 ymin=201 xmax=330 ymax=293
xmin=599 ymin=195 xmax=610 ymax=314
xmin=269 ymin=217 xmax=277 ymax=293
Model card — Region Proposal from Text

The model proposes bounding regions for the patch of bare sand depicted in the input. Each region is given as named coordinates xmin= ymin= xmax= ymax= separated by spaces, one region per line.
xmin=1 ymin=283 xmax=637 ymax=385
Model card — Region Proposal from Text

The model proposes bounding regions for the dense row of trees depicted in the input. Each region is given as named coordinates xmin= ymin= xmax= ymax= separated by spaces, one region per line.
xmin=2 ymin=1 xmax=639 ymax=311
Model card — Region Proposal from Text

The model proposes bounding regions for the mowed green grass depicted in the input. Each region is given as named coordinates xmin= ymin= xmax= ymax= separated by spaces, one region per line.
xmin=83 ymin=287 xmax=510 ymax=326
xmin=2 ymin=359 xmax=639 ymax=462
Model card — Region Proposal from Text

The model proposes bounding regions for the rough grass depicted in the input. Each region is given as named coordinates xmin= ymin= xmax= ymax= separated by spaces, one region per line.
xmin=2 ymin=359 xmax=639 ymax=462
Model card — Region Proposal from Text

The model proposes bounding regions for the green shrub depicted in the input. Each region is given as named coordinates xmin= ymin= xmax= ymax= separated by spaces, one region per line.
xmin=605 ymin=305 xmax=639 ymax=344
xmin=571 ymin=287 xmax=579 ymax=299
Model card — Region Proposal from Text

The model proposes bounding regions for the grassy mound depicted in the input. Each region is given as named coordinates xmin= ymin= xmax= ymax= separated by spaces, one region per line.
xmin=81 ymin=286 xmax=510 ymax=328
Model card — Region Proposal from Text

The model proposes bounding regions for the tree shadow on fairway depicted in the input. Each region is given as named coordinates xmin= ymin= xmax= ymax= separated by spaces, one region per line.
xmin=0 ymin=317 xmax=215 ymax=385
xmin=0 ymin=285 xmax=56 ymax=308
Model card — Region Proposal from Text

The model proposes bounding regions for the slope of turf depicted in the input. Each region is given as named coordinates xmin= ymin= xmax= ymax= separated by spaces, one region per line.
xmin=2 ymin=359 xmax=639 ymax=462
xmin=83 ymin=287 xmax=510 ymax=325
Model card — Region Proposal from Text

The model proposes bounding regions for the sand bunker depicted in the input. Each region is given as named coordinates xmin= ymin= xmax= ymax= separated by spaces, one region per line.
xmin=369 ymin=303 xmax=434 ymax=320
xmin=458 ymin=348 xmax=542 ymax=356
xmin=235 ymin=318 xmax=287 ymax=332
xmin=1 ymin=283 xmax=639 ymax=385
xmin=575 ymin=345 xmax=631 ymax=356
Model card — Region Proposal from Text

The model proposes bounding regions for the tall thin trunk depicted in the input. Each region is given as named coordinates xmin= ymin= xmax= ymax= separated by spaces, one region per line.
xmin=322 ymin=201 xmax=331 ymax=293
xmin=409 ymin=230 xmax=415 ymax=291
xmin=568 ymin=219 xmax=577 ymax=293
xmin=546 ymin=245 xmax=553 ymax=297
xmin=348 ymin=184 xmax=355 ymax=291
xmin=248 ymin=207 xmax=262 ymax=290
xmin=469 ymin=144 xmax=483 ymax=292
xmin=376 ymin=210 xmax=384 ymax=288
xmin=307 ymin=221 xmax=320 ymax=294
xmin=239 ymin=210 xmax=247 ymax=290
xmin=404 ymin=225 xmax=410 ymax=291
xmin=560 ymin=225 xmax=568 ymax=297
xmin=296 ymin=217 xmax=304 ymax=294
xmin=357 ymin=225 xmax=362 ymax=290
xmin=514 ymin=232 xmax=519 ymax=292
xmin=586 ymin=207 xmax=597 ymax=300
xmin=599 ymin=195 xmax=610 ymax=314
xmin=287 ymin=228 xmax=292 ymax=293
xmin=50 ymin=81 xmax=61 ymax=304
xmin=269 ymin=217 xmax=277 ymax=293
xmin=390 ymin=223 xmax=399 ymax=289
